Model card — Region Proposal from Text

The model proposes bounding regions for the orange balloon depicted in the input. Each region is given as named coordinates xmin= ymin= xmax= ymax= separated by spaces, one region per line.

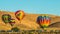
xmin=15 ymin=10 xmax=25 ymax=21
xmin=37 ymin=15 xmax=51 ymax=28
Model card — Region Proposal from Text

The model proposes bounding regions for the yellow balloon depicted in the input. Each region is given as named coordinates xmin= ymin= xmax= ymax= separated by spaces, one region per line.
xmin=15 ymin=10 xmax=25 ymax=21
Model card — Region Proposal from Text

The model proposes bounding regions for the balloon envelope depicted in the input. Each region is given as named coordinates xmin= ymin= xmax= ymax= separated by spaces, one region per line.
xmin=9 ymin=19 xmax=15 ymax=26
xmin=37 ymin=15 xmax=51 ymax=28
xmin=2 ymin=14 xmax=11 ymax=24
xmin=15 ymin=10 xmax=25 ymax=21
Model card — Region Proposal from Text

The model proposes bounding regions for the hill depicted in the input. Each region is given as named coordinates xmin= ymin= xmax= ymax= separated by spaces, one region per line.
xmin=0 ymin=11 xmax=60 ymax=30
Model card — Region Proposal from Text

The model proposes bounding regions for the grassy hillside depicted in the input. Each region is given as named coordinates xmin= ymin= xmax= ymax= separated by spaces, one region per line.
xmin=0 ymin=11 xmax=60 ymax=30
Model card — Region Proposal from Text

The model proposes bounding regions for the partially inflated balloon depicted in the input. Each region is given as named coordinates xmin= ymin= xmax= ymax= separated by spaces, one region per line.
xmin=37 ymin=15 xmax=51 ymax=29
xmin=15 ymin=10 xmax=25 ymax=21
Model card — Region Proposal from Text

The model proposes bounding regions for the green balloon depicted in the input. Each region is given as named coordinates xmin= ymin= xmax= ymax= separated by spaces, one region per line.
xmin=2 ymin=14 xmax=11 ymax=24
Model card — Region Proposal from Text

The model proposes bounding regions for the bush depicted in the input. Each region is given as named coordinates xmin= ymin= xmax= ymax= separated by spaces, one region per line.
xmin=0 ymin=30 xmax=6 ymax=32
xmin=7 ymin=30 xmax=12 ymax=32
xmin=11 ymin=27 xmax=20 ymax=32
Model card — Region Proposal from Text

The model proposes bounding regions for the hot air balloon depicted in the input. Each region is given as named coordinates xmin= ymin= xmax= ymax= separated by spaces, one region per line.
xmin=2 ymin=14 xmax=11 ymax=24
xmin=15 ymin=10 xmax=25 ymax=22
xmin=37 ymin=15 xmax=51 ymax=29
xmin=9 ymin=18 xmax=15 ymax=26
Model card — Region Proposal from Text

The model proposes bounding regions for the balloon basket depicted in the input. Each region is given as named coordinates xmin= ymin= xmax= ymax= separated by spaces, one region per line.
xmin=43 ymin=28 xmax=47 ymax=30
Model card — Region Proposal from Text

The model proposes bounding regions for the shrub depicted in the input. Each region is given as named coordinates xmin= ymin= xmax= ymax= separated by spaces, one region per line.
xmin=11 ymin=27 xmax=20 ymax=32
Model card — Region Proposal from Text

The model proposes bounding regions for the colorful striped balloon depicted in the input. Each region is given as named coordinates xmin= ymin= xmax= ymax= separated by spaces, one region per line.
xmin=37 ymin=15 xmax=51 ymax=29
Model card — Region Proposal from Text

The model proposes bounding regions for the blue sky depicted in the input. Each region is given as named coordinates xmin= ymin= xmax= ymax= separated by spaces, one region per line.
xmin=0 ymin=0 xmax=60 ymax=15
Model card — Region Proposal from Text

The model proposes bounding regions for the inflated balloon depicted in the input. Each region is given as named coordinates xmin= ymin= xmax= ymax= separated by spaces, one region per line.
xmin=15 ymin=10 xmax=25 ymax=21
xmin=37 ymin=15 xmax=51 ymax=29
xmin=2 ymin=14 xmax=11 ymax=24
xmin=9 ymin=19 xmax=15 ymax=26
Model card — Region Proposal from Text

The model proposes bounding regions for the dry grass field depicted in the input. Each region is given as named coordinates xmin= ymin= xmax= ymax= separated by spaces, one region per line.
xmin=0 ymin=10 xmax=60 ymax=31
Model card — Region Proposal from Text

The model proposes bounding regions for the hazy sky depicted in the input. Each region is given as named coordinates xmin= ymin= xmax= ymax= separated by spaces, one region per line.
xmin=0 ymin=0 xmax=60 ymax=15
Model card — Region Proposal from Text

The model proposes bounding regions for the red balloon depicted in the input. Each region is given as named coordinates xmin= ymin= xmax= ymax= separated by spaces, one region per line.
xmin=9 ymin=19 xmax=15 ymax=26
